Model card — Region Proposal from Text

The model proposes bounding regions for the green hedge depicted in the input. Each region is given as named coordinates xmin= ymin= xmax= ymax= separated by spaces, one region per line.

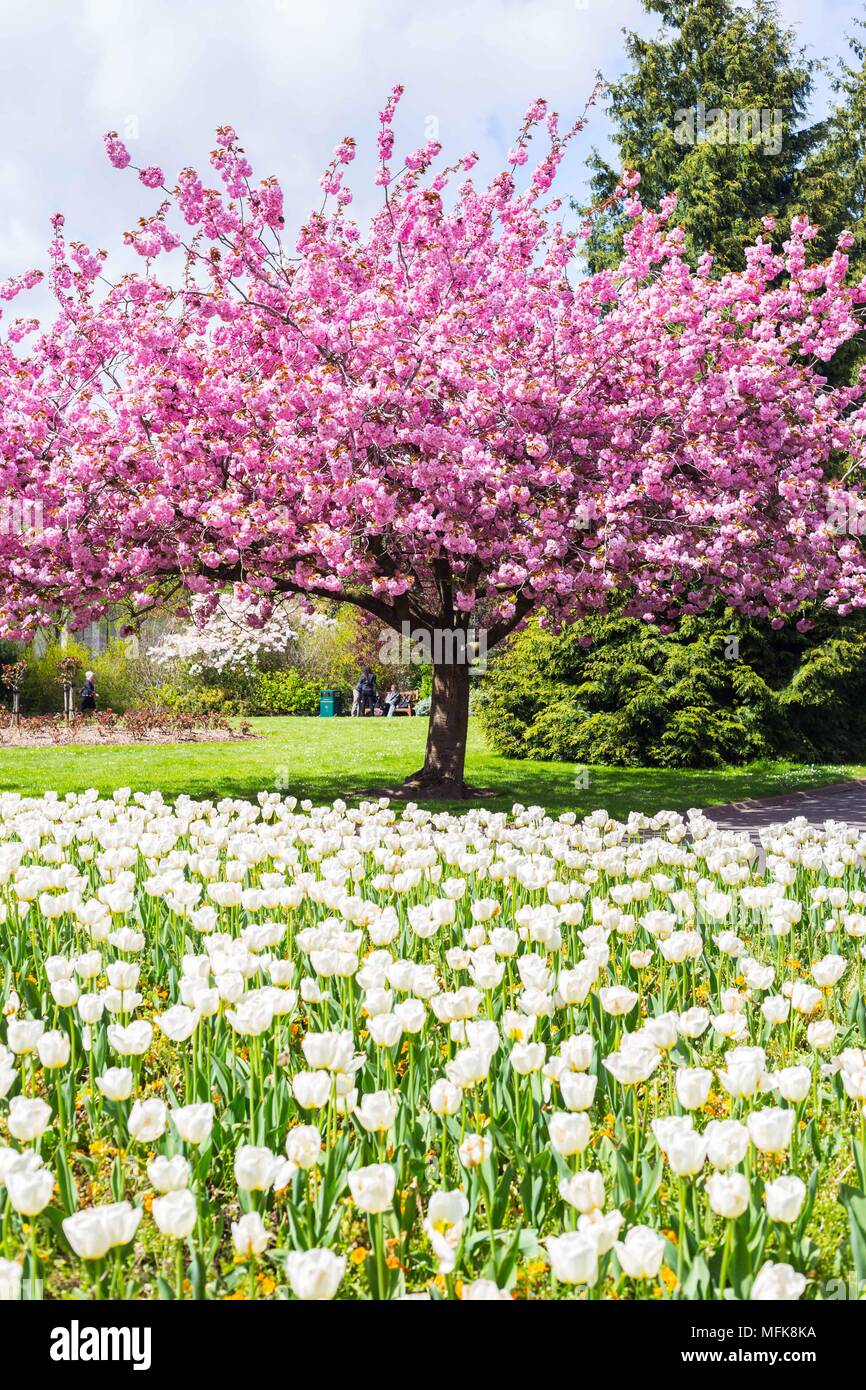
xmin=248 ymin=669 xmax=322 ymax=716
xmin=477 ymin=608 xmax=866 ymax=768
xmin=150 ymin=683 xmax=245 ymax=718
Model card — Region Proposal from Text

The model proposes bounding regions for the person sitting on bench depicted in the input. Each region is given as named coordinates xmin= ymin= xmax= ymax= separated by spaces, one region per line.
xmin=384 ymin=684 xmax=400 ymax=716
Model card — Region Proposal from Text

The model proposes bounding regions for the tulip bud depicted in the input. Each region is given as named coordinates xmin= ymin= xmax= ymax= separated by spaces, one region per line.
xmin=614 ymin=1225 xmax=666 ymax=1280
xmin=706 ymin=1171 xmax=750 ymax=1219
xmin=8 ymin=1095 xmax=53 ymax=1142
xmin=347 ymin=1163 xmax=396 ymax=1213
xmin=764 ymin=1174 xmax=806 ymax=1225
xmin=232 ymin=1211 xmax=270 ymax=1258
xmin=750 ymin=1260 xmax=806 ymax=1300
xmin=6 ymin=1166 xmax=55 ymax=1216
xmin=96 ymin=1067 xmax=134 ymax=1102
xmin=152 ymin=1189 xmax=197 ymax=1240
xmin=548 ymin=1111 xmax=591 ymax=1157
xmin=546 ymin=1232 xmax=598 ymax=1286
xmin=128 ymin=1098 xmax=167 ymax=1143
xmin=285 ymin=1248 xmax=345 ymax=1301
xmin=285 ymin=1125 xmax=322 ymax=1170
xmin=37 ymin=1030 xmax=70 ymax=1070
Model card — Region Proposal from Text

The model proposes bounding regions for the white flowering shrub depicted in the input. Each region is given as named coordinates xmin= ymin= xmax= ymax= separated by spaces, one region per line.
xmin=149 ymin=596 xmax=332 ymax=676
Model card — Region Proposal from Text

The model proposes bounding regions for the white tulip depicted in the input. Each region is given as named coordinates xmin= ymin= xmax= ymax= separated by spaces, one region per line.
xmin=285 ymin=1248 xmax=345 ymax=1300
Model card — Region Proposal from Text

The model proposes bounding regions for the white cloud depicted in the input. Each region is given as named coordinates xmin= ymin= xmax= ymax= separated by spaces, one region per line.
xmin=1 ymin=0 xmax=639 ymax=314
xmin=0 ymin=0 xmax=860 ymax=323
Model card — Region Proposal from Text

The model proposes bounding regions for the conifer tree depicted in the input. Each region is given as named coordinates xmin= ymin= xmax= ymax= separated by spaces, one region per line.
xmin=584 ymin=0 xmax=820 ymax=272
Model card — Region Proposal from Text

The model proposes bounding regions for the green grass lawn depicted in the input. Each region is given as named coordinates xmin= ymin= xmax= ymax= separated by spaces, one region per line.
xmin=0 ymin=716 xmax=860 ymax=816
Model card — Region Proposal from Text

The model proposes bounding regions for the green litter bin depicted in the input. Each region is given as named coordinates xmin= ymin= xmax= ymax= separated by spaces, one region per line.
xmin=319 ymin=688 xmax=342 ymax=717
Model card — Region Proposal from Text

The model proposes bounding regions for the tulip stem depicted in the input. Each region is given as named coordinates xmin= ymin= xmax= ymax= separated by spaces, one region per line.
xmin=55 ymin=1078 xmax=66 ymax=1147
xmin=28 ymin=1220 xmax=39 ymax=1296
xmin=2 ymin=1200 xmax=11 ymax=1259
xmin=114 ymin=1248 xmax=126 ymax=1299
xmin=486 ymin=1185 xmax=496 ymax=1266
xmin=375 ymin=1213 xmax=387 ymax=1300
xmin=718 ymin=1221 xmax=732 ymax=1298
xmin=513 ymin=1072 xmax=521 ymax=1142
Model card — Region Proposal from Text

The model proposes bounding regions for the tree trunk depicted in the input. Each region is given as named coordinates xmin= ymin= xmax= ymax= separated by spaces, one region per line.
xmin=402 ymin=660 xmax=471 ymax=797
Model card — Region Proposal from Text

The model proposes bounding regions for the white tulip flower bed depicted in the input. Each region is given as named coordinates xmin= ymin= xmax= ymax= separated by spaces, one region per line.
xmin=1 ymin=788 xmax=865 ymax=1301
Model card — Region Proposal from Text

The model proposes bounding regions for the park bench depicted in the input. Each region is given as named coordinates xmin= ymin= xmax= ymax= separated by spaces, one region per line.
xmin=363 ymin=689 xmax=416 ymax=715
xmin=392 ymin=690 xmax=416 ymax=715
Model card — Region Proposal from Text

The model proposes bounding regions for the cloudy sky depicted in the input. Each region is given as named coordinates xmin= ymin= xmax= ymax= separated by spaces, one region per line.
xmin=1 ymin=0 xmax=863 ymax=320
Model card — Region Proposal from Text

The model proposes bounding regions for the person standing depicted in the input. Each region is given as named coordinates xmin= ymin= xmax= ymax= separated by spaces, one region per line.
xmin=357 ymin=666 xmax=378 ymax=716
xmin=80 ymin=670 xmax=97 ymax=713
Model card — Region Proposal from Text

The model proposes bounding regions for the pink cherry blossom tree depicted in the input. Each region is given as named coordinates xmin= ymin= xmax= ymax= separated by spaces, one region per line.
xmin=2 ymin=88 xmax=866 ymax=795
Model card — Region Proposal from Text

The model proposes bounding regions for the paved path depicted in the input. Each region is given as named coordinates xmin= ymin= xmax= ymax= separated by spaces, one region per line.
xmin=702 ymin=779 xmax=866 ymax=837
